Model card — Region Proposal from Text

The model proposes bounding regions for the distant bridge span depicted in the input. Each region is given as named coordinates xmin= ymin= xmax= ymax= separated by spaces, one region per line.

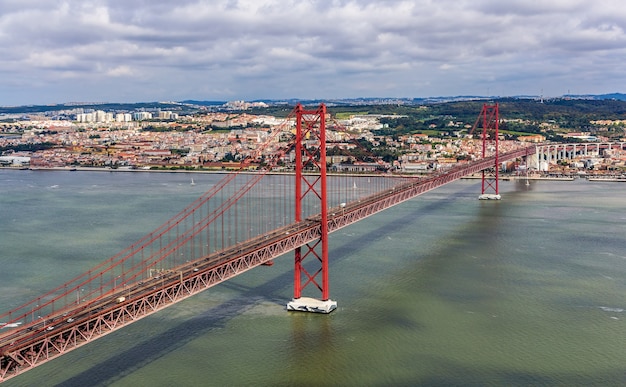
xmin=533 ymin=142 xmax=626 ymax=169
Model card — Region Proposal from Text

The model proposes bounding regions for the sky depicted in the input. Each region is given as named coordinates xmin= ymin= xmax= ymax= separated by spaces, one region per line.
xmin=1 ymin=0 xmax=625 ymax=106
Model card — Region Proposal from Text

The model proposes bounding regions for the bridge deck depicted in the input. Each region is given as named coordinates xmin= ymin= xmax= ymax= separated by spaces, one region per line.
xmin=0 ymin=146 xmax=534 ymax=382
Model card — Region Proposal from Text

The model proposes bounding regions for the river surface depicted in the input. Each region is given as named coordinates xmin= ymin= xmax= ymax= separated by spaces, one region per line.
xmin=1 ymin=169 xmax=625 ymax=386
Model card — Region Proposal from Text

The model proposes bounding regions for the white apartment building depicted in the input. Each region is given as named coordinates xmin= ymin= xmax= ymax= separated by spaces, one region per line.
xmin=115 ymin=113 xmax=133 ymax=122
xmin=133 ymin=112 xmax=153 ymax=121
xmin=76 ymin=110 xmax=114 ymax=123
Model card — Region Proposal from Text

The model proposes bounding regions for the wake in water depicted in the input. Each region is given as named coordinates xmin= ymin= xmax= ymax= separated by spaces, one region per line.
xmin=599 ymin=306 xmax=624 ymax=313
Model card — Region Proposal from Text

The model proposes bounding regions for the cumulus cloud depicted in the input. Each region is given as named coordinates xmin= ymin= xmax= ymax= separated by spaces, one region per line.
xmin=0 ymin=0 xmax=625 ymax=104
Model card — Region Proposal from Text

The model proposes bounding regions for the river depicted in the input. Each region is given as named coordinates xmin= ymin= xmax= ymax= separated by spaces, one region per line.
xmin=1 ymin=169 xmax=625 ymax=386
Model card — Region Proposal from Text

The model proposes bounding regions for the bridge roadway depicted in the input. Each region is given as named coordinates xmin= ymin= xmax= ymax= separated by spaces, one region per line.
xmin=0 ymin=145 xmax=534 ymax=382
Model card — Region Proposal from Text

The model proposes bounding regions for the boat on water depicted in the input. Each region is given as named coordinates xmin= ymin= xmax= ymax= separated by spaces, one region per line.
xmin=190 ymin=178 xmax=196 ymax=186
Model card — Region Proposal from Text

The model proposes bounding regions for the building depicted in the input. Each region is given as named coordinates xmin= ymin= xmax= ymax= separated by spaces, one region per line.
xmin=115 ymin=113 xmax=133 ymax=122
xmin=133 ymin=112 xmax=153 ymax=121
xmin=518 ymin=135 xmax=546 ymax=143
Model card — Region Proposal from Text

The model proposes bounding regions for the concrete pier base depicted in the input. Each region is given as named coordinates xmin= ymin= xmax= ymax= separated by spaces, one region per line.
xmin=478 ymin=194 xmax=501 ymax=200
xmin=286 ymin=297 xmax=337 ymax=314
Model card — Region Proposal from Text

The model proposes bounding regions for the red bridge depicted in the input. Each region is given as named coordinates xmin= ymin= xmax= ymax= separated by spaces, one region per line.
xmin=0 ymin=103 xmax=535 ymax=382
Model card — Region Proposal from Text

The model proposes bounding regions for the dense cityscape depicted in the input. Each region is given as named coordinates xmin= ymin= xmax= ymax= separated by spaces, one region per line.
xmin=1 ymin=98 xmax=625 ymax=177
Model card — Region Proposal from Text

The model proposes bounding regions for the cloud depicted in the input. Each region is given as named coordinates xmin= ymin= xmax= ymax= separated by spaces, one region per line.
xmin=0 ymin=0 xmax=625 ymax=104
xmin=106 ymin=65 xmax=134 ymax=77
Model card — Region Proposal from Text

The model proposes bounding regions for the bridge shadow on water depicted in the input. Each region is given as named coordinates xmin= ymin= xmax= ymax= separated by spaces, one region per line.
xmin=54 ymin=182 xmax=479 ymax=386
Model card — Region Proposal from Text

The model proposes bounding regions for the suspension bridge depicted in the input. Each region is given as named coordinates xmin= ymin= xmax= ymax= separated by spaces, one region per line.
xmin=1 ymin=103 xmax=536 ymax=382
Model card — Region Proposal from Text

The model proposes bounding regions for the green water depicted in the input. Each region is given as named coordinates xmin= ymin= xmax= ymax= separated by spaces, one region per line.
xmin=1 ymin=170 xmax=625 ymax=386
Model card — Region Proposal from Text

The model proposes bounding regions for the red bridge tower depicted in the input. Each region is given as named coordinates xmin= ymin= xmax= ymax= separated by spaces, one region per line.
xmin=287 ymin=103 xmax=337 ymax=313
xmin=473 ymin=103 xmax=501 ymax=200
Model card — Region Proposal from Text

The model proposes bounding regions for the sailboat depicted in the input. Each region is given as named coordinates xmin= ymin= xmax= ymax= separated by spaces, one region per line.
xmin=190 ymin=178 xmax=196 ymax=186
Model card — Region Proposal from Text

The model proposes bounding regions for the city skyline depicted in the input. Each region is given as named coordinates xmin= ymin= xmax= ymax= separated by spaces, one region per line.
xmin=1 ymin=0 xmax=625 ymax=106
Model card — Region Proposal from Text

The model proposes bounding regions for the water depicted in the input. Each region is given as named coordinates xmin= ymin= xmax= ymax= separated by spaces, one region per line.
xmin=1 ymin=170 xmax=625 ymax=386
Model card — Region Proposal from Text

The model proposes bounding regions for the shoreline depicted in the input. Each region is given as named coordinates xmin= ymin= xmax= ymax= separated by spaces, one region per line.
xmin=2 ymin=166 xmax=625 ymax=182
xmin=586 ymin=177 xmax=626 ymax=182
xmin=0 ymin=166 xmax=386 ymax=178
xmin=461 ymin=174 xmax=577 ymax=181
xmin=1 ymin=165 xmax=231 ymax=174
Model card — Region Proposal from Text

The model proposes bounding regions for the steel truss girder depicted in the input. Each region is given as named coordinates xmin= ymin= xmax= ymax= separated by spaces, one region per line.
xmin=0 ymin=226 xmax=322 ymax=382
xmin=325 ymin=146 xmax=535 ymax=232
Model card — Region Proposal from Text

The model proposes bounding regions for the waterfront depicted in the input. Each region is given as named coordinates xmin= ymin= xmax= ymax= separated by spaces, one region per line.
xmin=1 ymin=170 xmax=625 ymax=386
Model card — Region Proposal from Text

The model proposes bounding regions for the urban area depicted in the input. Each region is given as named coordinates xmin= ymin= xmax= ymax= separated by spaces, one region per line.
xmin=1 ymin=99 xmax=625 ymax=180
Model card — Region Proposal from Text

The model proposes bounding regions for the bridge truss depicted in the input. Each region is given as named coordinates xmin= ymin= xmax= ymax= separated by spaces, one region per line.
xmin=0 ymin=101 xmax=536 ymax=382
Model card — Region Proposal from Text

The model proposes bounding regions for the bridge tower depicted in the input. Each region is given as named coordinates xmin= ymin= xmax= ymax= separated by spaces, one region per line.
xmin=474 ymin=103 xmax=501 ymax=200
xmin=287 ymin=103 xmax=337 ymax=313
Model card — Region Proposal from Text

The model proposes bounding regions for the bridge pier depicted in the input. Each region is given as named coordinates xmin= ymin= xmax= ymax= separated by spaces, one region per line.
xmin=288 ymin=103 xmax=337 ymax=314
xmin=287 ymin=297 xmax=337 ymax=313
xmin=527 ymin=152 xmax=539 ymax=171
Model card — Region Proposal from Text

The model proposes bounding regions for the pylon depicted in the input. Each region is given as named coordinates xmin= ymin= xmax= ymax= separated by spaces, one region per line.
xmin=475 ymin=103 xmax=501 ymax=200
xmin=287 ymin=103 xmax=337 ymax=313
